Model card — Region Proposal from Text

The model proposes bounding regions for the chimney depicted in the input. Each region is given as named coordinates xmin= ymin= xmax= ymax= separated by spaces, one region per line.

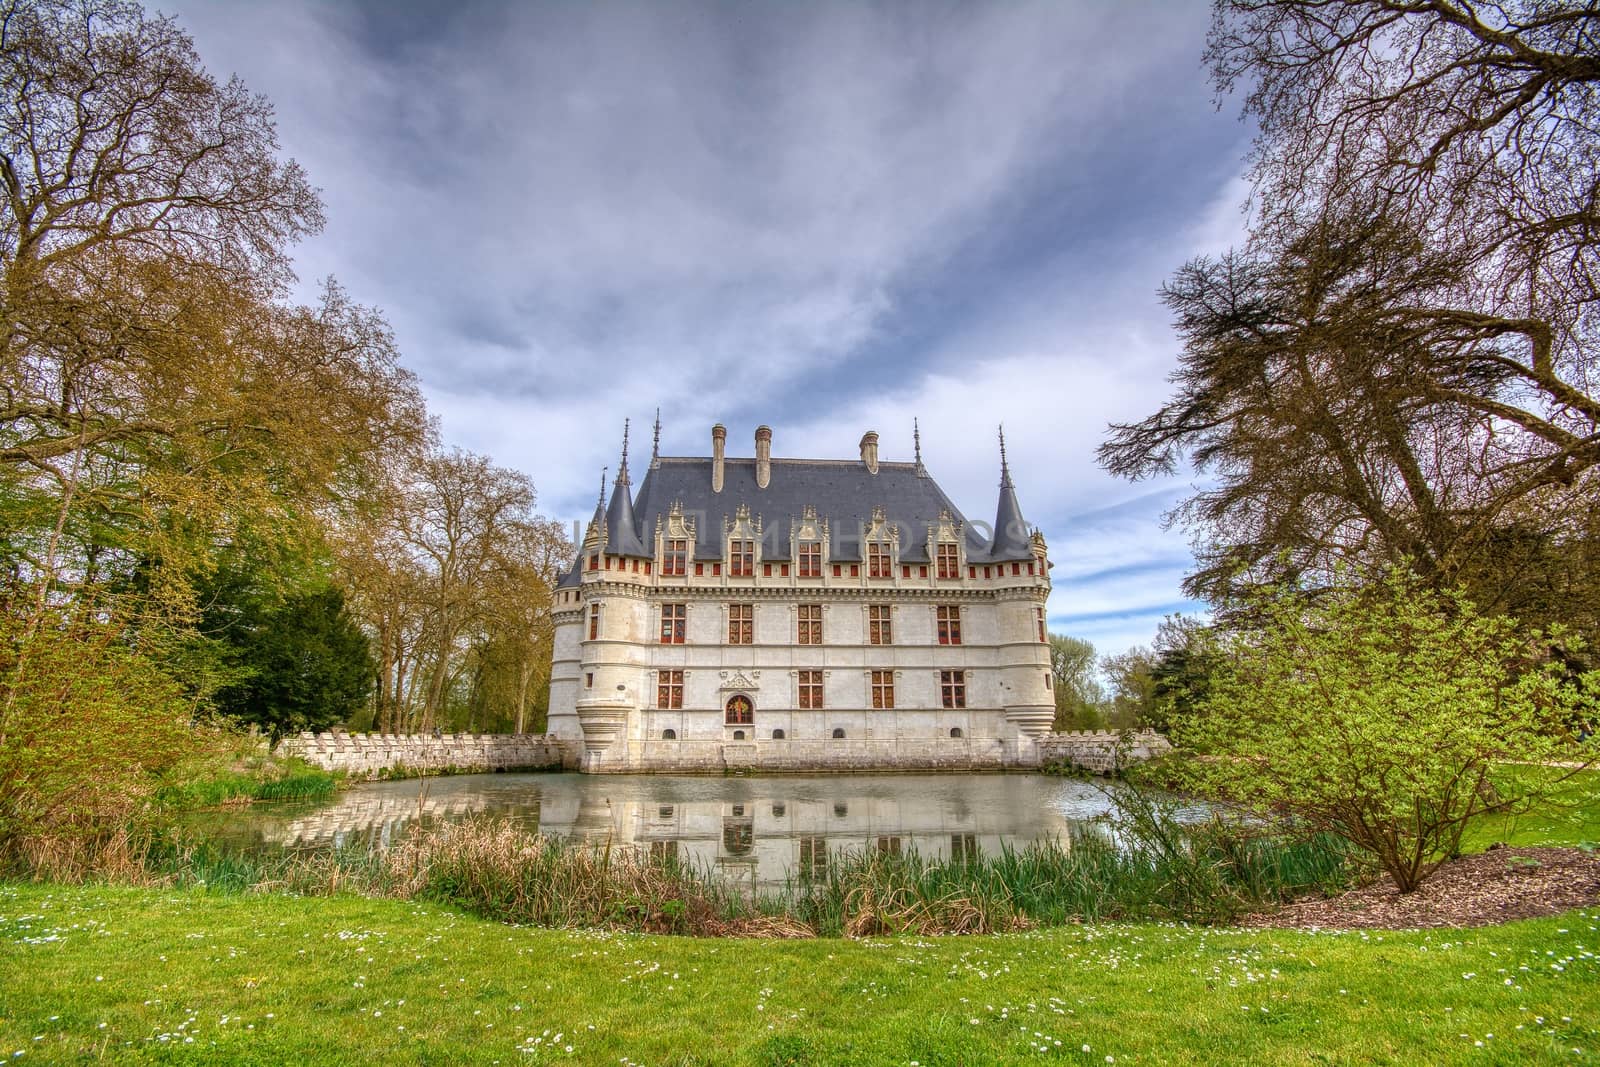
xmin=755 ymin=425 xmax=772 ymax=489
xmin=859 ymin=430 xmax=880 ymax=475
xmin=711 ymin=423 xmax=726 ymax=493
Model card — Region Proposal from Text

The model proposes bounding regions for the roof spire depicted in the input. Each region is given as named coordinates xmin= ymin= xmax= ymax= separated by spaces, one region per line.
xmin=596 ymin=467 xmax=607 ymax=514
xmin=913 ymin=418 xmax=924 ymax=472
xmin=998 ymin=424 xmax=1013 ymax=488
xmin=650 ymin=408 xmax=661 ymax=469
xmin=616 ymin=418 xmax=631 ymax=487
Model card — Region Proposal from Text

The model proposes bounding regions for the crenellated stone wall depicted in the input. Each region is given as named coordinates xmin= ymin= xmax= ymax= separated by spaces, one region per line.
xmin=276 ymin=731 xmax=579 ymax=779
xmin=1035 ymin=730 xmax=1173 ymax=775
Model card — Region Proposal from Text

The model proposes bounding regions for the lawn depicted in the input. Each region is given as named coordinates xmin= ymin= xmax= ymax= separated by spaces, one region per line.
xmin=0 ymin=884 xmax=1595 ymax=1065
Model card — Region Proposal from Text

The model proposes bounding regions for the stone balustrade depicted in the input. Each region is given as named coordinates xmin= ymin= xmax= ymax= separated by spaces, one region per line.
xmin=276 ymin=730 xmax=578 ymax=779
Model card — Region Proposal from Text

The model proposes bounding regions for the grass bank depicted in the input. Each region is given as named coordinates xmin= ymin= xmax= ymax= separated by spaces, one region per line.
xmin=0 ymin=884 xmax=1595 ymax=1064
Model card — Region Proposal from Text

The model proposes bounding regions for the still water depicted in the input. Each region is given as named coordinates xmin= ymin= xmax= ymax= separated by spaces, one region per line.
xmin=198 ymin=773 xmax=1144 ymax=890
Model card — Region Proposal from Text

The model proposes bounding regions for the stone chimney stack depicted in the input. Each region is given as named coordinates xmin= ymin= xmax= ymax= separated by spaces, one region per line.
xmin=859 ymin=430 xmax=880 ymax=475
xmin=754 ymin=425 xmax=772 ymax=489
xmin=711 ymin=423 xmax=726 ymax=493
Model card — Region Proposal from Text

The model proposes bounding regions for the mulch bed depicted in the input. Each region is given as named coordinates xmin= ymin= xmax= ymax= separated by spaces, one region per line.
xmin=1242 ymin=846 xmax=1600 ymax=930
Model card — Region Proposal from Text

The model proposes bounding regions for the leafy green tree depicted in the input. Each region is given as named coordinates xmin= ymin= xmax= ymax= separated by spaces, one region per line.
xmin=1049 ymin=634 xmax=1106 ymax=731
xmin=1172 ymin=568 xmax=1597 ymax=892
xmin=207 ymin=585 xmax=374 ymax=741
xmin=1101 ymin=646 xmax=1158 ymax=730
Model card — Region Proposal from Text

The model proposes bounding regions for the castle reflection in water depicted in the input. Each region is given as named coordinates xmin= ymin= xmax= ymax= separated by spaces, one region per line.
xmin=203 ymin=773 xmax=1125 ymax=890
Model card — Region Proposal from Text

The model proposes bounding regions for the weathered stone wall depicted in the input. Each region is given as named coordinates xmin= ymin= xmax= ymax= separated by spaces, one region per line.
xmin=1035 ymin=730 xmax=1173 ymax=775
xmin=276 ymin=731 xmax=579 ymax=779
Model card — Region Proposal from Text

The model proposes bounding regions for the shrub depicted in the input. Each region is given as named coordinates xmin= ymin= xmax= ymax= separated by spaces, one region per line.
xmin=1171 ymin=568 xmax=1598 ymax=892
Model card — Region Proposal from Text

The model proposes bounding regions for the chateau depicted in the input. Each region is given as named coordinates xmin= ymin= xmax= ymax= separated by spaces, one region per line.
xmin=547 ymin=420 xmax=1056 ymax=773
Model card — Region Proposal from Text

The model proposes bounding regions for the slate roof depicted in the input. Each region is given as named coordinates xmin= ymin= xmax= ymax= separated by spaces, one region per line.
xmin=559 ymin=449 xmax=1037 ymax=583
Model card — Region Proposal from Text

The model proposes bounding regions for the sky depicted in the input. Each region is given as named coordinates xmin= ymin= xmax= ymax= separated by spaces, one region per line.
xmin=166 ymin=0 xmax=1252 ymax=659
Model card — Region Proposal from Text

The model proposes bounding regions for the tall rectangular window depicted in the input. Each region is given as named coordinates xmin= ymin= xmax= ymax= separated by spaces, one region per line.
xmin=662 ymin=538 xmax=687 ymax=576
xmin=940 ymin=669 xmax=966 ymax=709
xmin=799 ymin=835 xmax=827 ymax=874
xmin=1036 ymin=606 xmax=1047 ymax=643
xmin=797 ymin=669 xmax=823 ymax=709
xmin=730 ymin=539 xmax=755 ymax=576
xmin=936 ymin=543 xmax=959 ymax=579
xmin=867 ymin=541 xmax=891 ymax=578
xmin=797 ymin=605 xmax=822 ymax=645
xmin=728 ymin=603 xmax=754 ymax=645
xmin=588 ymin=603 xmax=601 ymax=640
xmin=868 ymin=605 xmax=892 ymax=645
xmin=937 ymin=605 xmax=962 ymax=645
xmin=659 ymin=603 xmax=686 ymax=644
xmin=657 ymin=669 xmax=684 ymax=709
xmin=798 ymin=541 xmax=821 ymax=578
xmin=871 ymin=670 xmax=894 ymax=709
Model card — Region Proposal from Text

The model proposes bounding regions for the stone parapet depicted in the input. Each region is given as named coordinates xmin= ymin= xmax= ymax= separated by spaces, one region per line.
xmin=276 ymin=731 xmax=579 ymax=779
xmin=1035 ymin=730 xmax=1173 ymax=775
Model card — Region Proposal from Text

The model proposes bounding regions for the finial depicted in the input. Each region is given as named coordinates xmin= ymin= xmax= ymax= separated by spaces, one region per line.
xmin=596 ymin=467 xmax=608 ymax=512
xmin=999 ymin=424 xmax=1012 ymax=487
xmin=651 ymin=408 xmax=661 ymax=469
xmin=913 ymin=418 xmax=923 ymax=468
xmin=617 ymin=419 xmax=631 ymax=486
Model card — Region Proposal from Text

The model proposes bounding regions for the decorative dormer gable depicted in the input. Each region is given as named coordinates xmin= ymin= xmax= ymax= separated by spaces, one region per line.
xmin=725 ymin=503 xmax=762 ymax=575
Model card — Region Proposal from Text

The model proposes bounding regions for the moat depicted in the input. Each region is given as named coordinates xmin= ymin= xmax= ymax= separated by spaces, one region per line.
xmin=198 ymin=772 xmax=1181 ymax=889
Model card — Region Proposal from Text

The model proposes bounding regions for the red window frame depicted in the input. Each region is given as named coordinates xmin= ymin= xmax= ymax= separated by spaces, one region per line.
xmin=797 ymin=605 xmax=822 ymax=645
xmin=797 ymin=670 xmax=823 ymax=709
xmin=588 ymin=603 xmax=601 ymax=640
xmin=730 ymin=539 xmax=755 ymax=577
xmin=659 ymin=603 xmax=686 ymax=644
xmin=936 ymin=543 xmax=959 ymax=579
xmin=728 ymin=603 xmax=754 ymax=645
xmin=867 ymin=542 xmax=891 ymax=578
xmin=798 ymin=541 xmax=821 ymax=578
xmin=657 ymin=669 xmax=684 ymax=709
xmin=871 ymin=670 xmax=894 ymax=709
xmin=662 ymin=538 xmax=687 ymax=576
xmin=868 ymin=605 xmax=892 ymax=646
xmin=940 ymin=669 xmax=966 ymax=709
xmin=936 ymin=605 xmax=962 ymax=645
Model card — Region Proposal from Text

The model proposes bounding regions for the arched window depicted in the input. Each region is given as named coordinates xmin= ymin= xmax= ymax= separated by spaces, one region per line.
xmin=831 ymin=727 xmax=845 ymax=739
xmin=725 ymin=694 xmax=754 ymax=725
xmin=662 ymin=728 xmax=677 ymax=740
xmin=732 ymin=729 xmax=746 ymax=741
xmin=772 ymin=728 xmax=785 ymax=740
xmin=950 ymin=727 xmax=964 ymax=738
xmin=833 ymin=802 xmax=848 ymax=818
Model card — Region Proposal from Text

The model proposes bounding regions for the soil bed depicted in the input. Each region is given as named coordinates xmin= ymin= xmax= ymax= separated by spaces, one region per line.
xmin=1244 ymin=845 xmax=1600 ymax=929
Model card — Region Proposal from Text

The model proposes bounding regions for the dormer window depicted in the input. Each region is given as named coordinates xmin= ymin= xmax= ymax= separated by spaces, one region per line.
xmin=936 ymin=543 xmax=959 ymax=579
xmin=867 ymin=541 xmax=892 ymax=578
xmin=663 ymin=538 xmax=687 ymax=576
xmin=797 ymin=540 xmax=821 ymax=578
xmin=730 ymin=538 xmax=755 ymax=577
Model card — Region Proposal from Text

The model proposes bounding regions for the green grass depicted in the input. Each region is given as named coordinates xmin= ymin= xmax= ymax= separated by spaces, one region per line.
xmin=154 ymin=763 xmax=340 ymax=809
xmin=0 ymin=884 xmax=1596 ymax=1064
xmin=1463 ymin=767 xmax=1600 ymax=853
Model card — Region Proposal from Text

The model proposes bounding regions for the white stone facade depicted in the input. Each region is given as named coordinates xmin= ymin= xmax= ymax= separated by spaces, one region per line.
xmin=547 ymin=422 xmax=1056 ymax=773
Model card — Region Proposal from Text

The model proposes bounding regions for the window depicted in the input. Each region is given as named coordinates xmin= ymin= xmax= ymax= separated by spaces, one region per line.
xmin=797 ymin=670 xmax=823 ymax=709
xmin=762 ymin=563 xmax=772 ymax=577
xmin=937 ymin=605 xmax=962 ymax=645
xmin=940 ymin=669 xmax=966 ymax=709
xmin=588 ymin=603 xmax=601 ymax=640
xmin=876 ymin=836 xmax=902 ymax=855
xmin=730 ymin=539 xmax=754 ymax=576
xmin=650 ymin=840 xmax=678 ymax=862
xmin=867 ymin=541 xmax=891 ymax=578
xmin=1013 ymin=563 xmax=1022 ymax=576
xmin=850 ymin=564 xmax=859 ymax=577
xmin=657 ymin=670 xmax=684 ymax=709
xmin=832 ymin=564 xmax=842 ymax=577
xmin=797 ymin=604 xmax=822 ymax=645
xmin=662 ymin=729 xmax=676 ymax=740
xmin=727 ymin=603 xmax=753 ymax=644
xmin=799 ymin=835 xmax=827 ymax=874
xmin=722 ymin=818 xmax=753 ymax=856
xmin=832 ymin=727 xmax=846 ymax=739
xmin=868 ymin=605 xmax=892 ymax=645
xmin=936 ymin=542 xmax=959 ymax=579
xmin=950 ymin=727 xmax=964 ymax=738
xmin=659 ymin=603 xmax=686 ymax=643
xmin=694 ymin=562 xmax=704 ymax=576
xmin=871 ymin=670 xmax=895 ymax=709
xmin=798 ymin=541 xmax=821 ymax=577
xmin=663 ymin=538 xmax=687 ymax=576
xmin=585 ymin=672 xmax=593 ymax=688
xmin=725 ymin=694 xmax=753 ymax=725
xmin=587 ymin=553 xmax=599 ymax=571
xmin=772 ymin=729 xmax=785 ymax=740
xmin=951 ymin=833 xmax=977 ymax=862
xmin=1036 ymin=606 xmax=1047 ymax=643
